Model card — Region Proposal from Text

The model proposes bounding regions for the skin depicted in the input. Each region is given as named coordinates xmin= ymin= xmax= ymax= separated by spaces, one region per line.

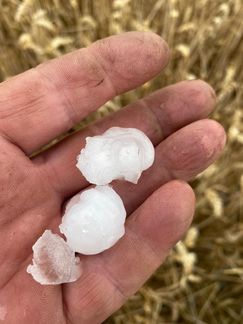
xmin=0 ymin=32 xmax=226 ymax=324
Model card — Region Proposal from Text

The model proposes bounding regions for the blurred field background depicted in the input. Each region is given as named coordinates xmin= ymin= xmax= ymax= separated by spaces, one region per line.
xmin=0 ymin=0 xmax=243 ymax=323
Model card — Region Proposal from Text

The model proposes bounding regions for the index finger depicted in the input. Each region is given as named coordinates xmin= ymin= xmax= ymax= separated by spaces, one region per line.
xmin=0 ymin=32 xmax=169 ymax=155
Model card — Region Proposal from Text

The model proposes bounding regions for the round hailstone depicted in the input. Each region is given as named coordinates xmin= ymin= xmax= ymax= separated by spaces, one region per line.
xmin=27 ymin=230 xmax=81 ymax=285
xmin=76 ymin=127 xmax=155 ymax=185
xmin=59 ymin=185 xmax=126 ymax=255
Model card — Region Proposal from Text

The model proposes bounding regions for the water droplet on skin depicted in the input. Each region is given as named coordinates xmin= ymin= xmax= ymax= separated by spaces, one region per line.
xmin=0 ymin=305 xmax=7 ymax=321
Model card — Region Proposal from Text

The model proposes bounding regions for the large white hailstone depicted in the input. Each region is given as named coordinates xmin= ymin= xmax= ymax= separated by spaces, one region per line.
xmin=76 ymin=127 xmax=155 ymax=185
xmin=59 ymin=185 xmax=126 ymax=255
xmin=27 ymin=230 xmax=81 ymax=285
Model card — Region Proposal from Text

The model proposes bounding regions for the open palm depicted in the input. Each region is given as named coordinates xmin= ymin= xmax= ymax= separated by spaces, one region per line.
xmin=0 ymin=32 xmax=225 ymax=324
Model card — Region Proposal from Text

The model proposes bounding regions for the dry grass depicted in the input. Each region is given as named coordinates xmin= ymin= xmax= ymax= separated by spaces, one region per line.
xmin=0 ymin=0 xmax=243 ymax=323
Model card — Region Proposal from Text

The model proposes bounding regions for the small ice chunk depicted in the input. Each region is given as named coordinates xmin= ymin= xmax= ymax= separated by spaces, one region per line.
xmin=76 ymin=127 xmax=155 ymax=185
xmin=27 ymin=230 xmax=81 ymax=285
xmin=60 ymin=185 xmax=126 ymax=255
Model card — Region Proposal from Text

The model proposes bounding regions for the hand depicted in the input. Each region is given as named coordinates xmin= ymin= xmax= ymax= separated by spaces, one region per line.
xmin=0 ymin=32 xmax=225 ymax=324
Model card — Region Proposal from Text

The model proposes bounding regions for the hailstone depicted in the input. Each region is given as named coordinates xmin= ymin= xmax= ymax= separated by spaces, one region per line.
xmin=59 ymin=185 xmax=126 ymax=255
xmin=27 ymin=230 xmax=81 ymax=285
xmin=76 ymin=127 xmax=155 ymax=185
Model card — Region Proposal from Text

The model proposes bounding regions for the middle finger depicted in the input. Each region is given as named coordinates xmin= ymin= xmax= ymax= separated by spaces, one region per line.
xmin=33 ymin=80 xmax=216 ymax=198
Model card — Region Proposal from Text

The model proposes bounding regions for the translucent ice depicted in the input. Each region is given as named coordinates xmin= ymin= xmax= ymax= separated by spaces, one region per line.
xmin=76 ymin=127 xmax=155 ymax=185
xmin=59 ymin=185 xmax=126 ymax=255
xmin=27 ymin=230 xmax=81 ymax=285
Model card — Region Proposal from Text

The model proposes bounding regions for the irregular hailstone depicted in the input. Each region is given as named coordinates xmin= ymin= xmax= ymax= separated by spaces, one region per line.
xmin=27 ymin=230 xmax=81 ymax=285
xmin=59 ymin=185 xmax=126 ymax=255
xmin=76 ymin=127 xmax=155 ymax=185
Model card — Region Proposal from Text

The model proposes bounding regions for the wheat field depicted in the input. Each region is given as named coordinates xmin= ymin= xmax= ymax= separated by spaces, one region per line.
xmin=0 ymin=0 xmax=243 ymax=323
